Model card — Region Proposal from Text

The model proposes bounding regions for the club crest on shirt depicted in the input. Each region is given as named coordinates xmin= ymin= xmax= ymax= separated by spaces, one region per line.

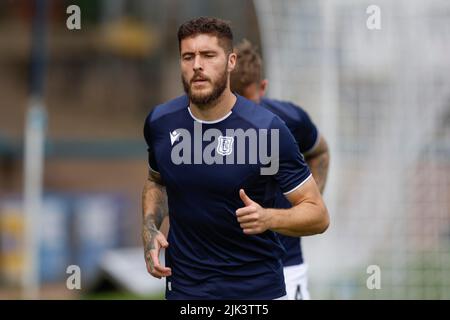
xmin=216 ymin=135 xmax=234 ymax=156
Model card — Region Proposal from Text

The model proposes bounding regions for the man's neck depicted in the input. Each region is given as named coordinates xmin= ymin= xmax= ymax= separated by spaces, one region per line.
xmin=189 ymin=89 xmax=237 ymax=122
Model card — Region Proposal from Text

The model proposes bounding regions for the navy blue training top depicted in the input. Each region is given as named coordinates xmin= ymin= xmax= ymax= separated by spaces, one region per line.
xmin=143 ymin=94 xmax=311 ymax=299
xmin=260 ymin=98 xmax=319 ymax=267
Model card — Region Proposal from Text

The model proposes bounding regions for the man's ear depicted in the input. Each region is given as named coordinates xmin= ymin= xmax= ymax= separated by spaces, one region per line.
xmin=228 ymin=52 xmax=237 ymax=72
xmin=260 ymin=79 xmax=269 ymax=97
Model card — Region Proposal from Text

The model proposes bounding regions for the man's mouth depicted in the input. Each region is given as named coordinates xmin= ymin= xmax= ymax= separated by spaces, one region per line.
xmin=192 ymin=77 xmax=209 ymax=84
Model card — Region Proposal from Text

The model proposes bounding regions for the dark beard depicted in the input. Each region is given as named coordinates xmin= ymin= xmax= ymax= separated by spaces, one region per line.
xmin=182 ymin=67 xmax=228 ymax=108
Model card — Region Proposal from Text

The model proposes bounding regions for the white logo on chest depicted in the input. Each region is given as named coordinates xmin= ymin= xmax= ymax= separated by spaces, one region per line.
xmin=216 ymin=135 xmax=234 ymax=156
xmin=170 ymin=130 xmax=181 ymax=146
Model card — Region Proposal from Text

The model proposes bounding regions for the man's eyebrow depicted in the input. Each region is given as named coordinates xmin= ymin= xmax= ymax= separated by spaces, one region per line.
xmin=199 ymin=50 xmax=217 ymax=54
xmin=181 ymin=50 xmax=217 ymax=56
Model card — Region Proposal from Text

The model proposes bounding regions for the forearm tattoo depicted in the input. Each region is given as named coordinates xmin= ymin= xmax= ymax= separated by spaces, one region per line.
xmin=307 ymin=152 xmax=329 ymax=194
xmin=141 ymin=178 xmax=168 ymax=270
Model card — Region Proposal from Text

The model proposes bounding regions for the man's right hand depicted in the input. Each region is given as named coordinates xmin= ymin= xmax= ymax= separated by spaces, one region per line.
xmin=144 ymin=231 xmax=172 ymax=279
xmin=142 ymin=170 xmax=171 ymax=279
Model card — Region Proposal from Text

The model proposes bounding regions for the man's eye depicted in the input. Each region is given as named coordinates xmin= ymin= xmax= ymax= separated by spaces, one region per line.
xmin=183 ymin=56 xmax=193 ymax=61
xmin=205 ymin=54 xmax=215 ymax=58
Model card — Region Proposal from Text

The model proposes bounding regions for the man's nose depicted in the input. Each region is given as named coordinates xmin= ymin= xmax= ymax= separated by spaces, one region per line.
xmin=193 ymin=55 xmax=203 ymax=71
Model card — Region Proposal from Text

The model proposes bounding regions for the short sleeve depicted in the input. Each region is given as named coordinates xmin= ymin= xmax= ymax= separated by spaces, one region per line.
xmin=291 ymin=106 xmax=319 ymax=154
xmin=271 ymin=116 xmax=312 ymax=195
xmin=143 ymin=112 xmax=160 ymax=173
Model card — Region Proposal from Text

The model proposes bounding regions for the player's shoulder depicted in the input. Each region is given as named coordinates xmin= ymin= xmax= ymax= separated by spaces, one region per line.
xmin=145 ymin=94 xmax=189 ymax=124
xmin=260 ymin=97 xmax=309 ymax=120
xmin=234 ymin=94 xmax=285 ymax=129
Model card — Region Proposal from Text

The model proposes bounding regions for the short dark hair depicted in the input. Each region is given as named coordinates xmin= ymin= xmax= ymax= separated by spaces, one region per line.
xmin=230 ymin=39 xmax=263 ymax=95
xmin=177 ymin=16 xmax=233 ymax=54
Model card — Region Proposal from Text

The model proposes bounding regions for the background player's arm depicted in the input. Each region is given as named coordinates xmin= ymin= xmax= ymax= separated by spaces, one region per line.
xmin=303 ymin=135 xmax=330 ymax=194
xmin=237 ymin=177 xmax=329 ymax=237
xmin=142 ymin=170 xmax=171 ymax=278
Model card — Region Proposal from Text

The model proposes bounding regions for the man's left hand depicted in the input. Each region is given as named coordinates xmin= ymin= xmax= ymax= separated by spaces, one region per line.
xmin=236 ymin=189 xmax=272 ymax=235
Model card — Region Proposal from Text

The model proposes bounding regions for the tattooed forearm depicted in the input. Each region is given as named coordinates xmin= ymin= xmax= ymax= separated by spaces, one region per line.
xmin=304 ymin=135 xmax=330 ymax=194
xmin=141 ymin=172 xmax=169 ymax=270
xmin=142 ymin=177 xmax=168 ymax=229
xmin=142 ymin=215 xmax=159 ymax=251
xmin=306 ymin=151 xmax=329 ymax=194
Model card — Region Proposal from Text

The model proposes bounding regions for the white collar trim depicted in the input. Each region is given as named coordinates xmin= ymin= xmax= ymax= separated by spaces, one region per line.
xmin=187 ymin=107 xmax=233 ymax=124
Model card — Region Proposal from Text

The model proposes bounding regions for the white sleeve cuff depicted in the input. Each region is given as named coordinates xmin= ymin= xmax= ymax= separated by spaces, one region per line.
xmin=283 ymin=173 xmax=312 ymax=195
